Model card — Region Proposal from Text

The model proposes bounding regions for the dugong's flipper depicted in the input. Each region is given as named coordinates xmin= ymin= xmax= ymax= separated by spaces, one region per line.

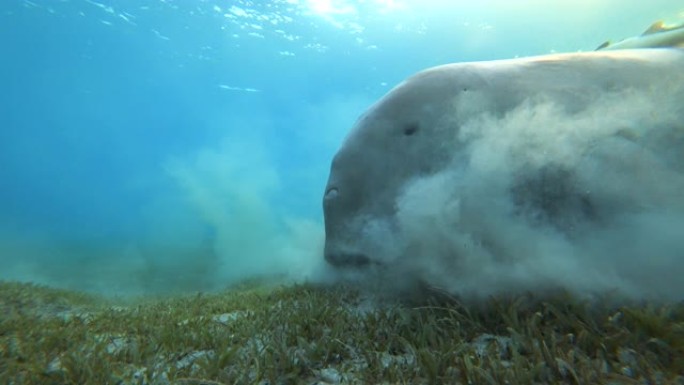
xmin=596 ymin=20 xmax=684 ymax=50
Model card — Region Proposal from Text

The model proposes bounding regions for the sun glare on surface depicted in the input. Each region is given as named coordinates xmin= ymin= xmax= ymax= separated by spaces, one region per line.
xmin=374 ymin=0 xmax=405 ymax=11
xmin=304 ymin=0 xmax=605 ymax=15
xmin=306 ymin=0 xmax=356 ymax=15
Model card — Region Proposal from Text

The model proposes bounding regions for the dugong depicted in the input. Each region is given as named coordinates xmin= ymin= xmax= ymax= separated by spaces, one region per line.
xmin=323 ymin=49 xmax=684 ymax=298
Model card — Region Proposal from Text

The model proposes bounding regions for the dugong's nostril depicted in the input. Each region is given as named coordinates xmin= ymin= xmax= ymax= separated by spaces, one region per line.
xmin=325 ymin=187 xmax=339 ymax=199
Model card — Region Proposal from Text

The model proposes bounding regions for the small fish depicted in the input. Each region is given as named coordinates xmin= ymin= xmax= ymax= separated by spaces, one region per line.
xmin=596 ymin=20 xmax=684 ymax=50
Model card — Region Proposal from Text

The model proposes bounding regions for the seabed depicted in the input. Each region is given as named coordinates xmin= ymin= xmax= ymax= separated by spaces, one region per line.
xmin=1 ymin=280 xmax=683 ymax=385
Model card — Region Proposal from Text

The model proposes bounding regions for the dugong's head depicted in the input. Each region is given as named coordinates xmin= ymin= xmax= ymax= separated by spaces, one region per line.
xmin=323 ymin=65 xmax=492 ymax=267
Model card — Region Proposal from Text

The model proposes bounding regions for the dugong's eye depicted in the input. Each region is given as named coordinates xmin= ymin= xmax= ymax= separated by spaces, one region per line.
xmin=403 ymin=123 xmax=419 ymax=136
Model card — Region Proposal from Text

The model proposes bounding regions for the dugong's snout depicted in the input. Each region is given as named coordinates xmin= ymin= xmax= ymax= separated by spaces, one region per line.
xmin=323 ymin=182 xmax=373 ymax=267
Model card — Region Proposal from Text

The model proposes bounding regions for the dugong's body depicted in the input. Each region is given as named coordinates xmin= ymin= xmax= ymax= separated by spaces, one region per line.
xmin=323 ymin=49 xmax=684 ymax=297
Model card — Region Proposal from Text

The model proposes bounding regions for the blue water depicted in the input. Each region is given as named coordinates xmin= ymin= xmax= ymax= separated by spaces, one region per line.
xmin=0 ymin=0 xmax=681 ymax=294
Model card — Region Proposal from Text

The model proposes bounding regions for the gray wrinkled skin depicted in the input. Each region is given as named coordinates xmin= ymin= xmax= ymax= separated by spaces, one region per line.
xmin=323 ymin=49 xmax=684 ymax=268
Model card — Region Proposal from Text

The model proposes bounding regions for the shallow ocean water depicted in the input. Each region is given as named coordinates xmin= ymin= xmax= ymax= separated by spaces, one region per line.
xmin=1 ymin=0 xmax=683 ymax=296
xmin=2 ymin=2 xmax=684 ymax=384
